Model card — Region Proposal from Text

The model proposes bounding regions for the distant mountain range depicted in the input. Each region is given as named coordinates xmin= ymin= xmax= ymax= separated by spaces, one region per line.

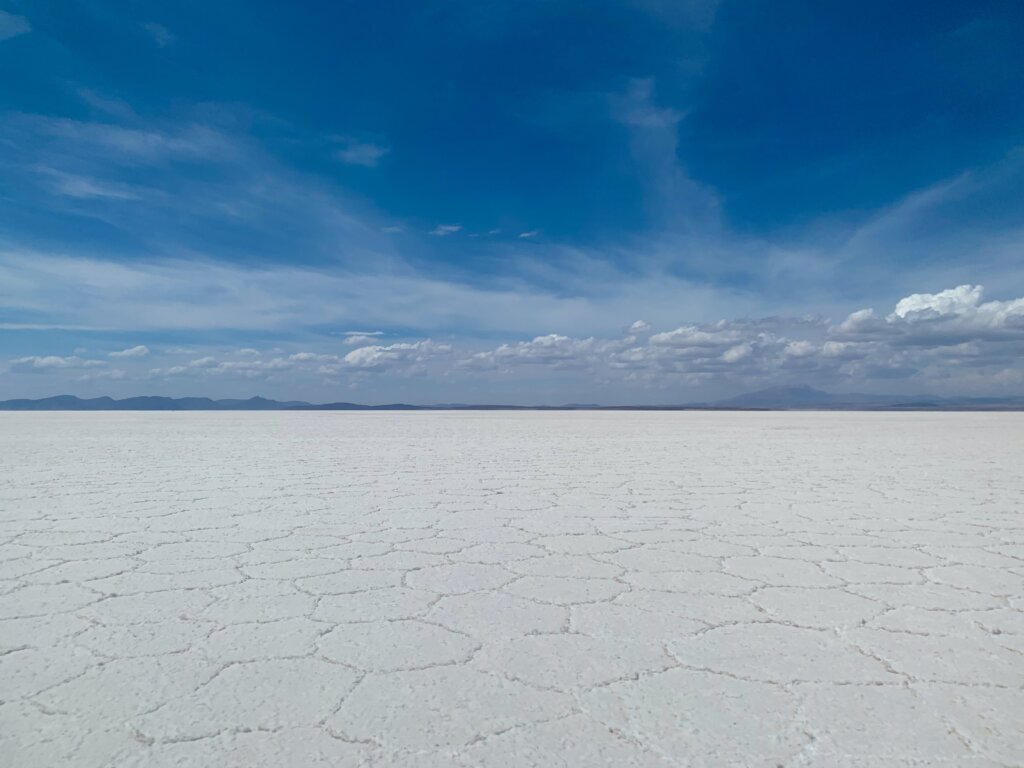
xmin=701 ymin=385 xmax=1024 ymax=411
xmin=1 ymin=387 xmax=1023 ymax=411
xmin=0 ymin=395 xmax=310 ymax=411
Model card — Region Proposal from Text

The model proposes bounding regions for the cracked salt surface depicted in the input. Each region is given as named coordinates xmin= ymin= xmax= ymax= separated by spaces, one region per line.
xmin=1 ymin=411 xmax=1022 ymax=766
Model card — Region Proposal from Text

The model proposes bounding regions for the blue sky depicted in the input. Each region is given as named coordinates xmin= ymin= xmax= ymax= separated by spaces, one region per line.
xmin=2 ymin=0 xmax=1023 ymax=403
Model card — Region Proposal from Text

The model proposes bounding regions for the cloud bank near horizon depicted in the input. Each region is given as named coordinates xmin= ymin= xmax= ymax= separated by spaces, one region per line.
xmin=5 ymin=285 xmax=1023 ymax=403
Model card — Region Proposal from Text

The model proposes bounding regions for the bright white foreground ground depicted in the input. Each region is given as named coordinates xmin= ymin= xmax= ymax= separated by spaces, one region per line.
xmin=1 ymin=412 xmax=1022 ymax=767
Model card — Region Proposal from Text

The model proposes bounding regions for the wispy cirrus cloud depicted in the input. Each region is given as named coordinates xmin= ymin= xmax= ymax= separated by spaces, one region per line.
xmin=20 ymin=116 xmax=233 ymax=163
xmin=341 ymin=331 xmax=384 ymax=346
xmin=9 ymin=355 xmax=106 ymax=373
xmin=334 ymin=140 xmax=390 ymax=167
xmin=0 ymin=11 xmax=30 ymax=42
xmin=141 ymin=22 xmax=175 ymax=47
xmin=109 ymin=345 xmax=150 ymax=358
xmin=429 ymin=224 xmax=462 ymax=236
xmin=41 ymin=169 xmax=142 ymax=201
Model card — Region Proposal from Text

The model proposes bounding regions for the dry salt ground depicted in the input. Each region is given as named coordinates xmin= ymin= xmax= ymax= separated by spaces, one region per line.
xmin=1 ymin=411 xmax=1023 ymax=767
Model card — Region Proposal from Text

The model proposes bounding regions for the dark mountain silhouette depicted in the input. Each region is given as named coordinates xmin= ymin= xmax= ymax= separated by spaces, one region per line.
xmin=0 ymin=395 xmax=303 ymax=411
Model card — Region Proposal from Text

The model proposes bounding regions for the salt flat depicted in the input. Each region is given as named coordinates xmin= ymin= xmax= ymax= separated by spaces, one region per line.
xmin=1 ymin=411 xmax=1022 ymax=767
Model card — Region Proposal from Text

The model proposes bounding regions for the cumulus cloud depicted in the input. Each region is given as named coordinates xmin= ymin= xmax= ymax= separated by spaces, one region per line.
xmin=835 ymin=285 xmax=1024 ymax=346
xmin=160 ymin=355 xmax=296 ymax=379
xmin=451 ymin=285 xmax=1024 ymax=391
xmin=892 ymin=285 xmax=985 ymax=319
xmin=722 ymin=343 xmax=752 ymax=363
xmin=611 ymin=320 xmax=793 ymax=382
xmin=0 ymin=11 xmax=31 ymax=41
xmin=650 ymin=323 xmax=747 ymax=348
xmin=342 ymin=340 xmax=451 ymax=372
xmin=461 ymin=335 xmax=612 ymax=371
xmin=782 ymin=340 xmax=816 ymax=358
xmin=109 ymin=345 xmax=150 ymax=358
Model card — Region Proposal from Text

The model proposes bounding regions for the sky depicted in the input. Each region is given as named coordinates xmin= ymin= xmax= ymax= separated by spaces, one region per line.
xmin=2 ymin=0 xmax=1023 ymax=404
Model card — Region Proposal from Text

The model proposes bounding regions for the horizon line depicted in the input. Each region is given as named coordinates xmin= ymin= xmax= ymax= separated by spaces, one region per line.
xmin=2 ymin=391 xmax=1024 ymax=413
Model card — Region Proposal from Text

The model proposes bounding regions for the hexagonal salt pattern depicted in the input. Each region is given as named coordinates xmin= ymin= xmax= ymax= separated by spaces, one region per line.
xmin=0 ymin=411 xmax=1022 ymax=766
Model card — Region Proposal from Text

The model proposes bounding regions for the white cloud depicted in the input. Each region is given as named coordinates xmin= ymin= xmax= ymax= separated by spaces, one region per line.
xmin=341 ymin=331 xmax=384 ymax=346
xmin=836 ymin=308 xmax=877 ymax=335
xmin=610 ymin=79 xmax=719 ymax=231
xmin=452 ymin=285 xmax=1024 ymax=392
xmin=80 ymin=368 xmax=127 ymax=382
xmin=42 ymin=170 xmax=141 ymax=201
xmin=342 ymin=334 xmax=381 ymax=346
xmin=519 ymin=230 xmax=540 ymax=239
xmin=612 ymin=79 xmax=684 ymax=129
xmin=0 ymin=11 xmax=31 ymax=41
xmin=335 ymin=142 xmax=390 ymax=167
xmin=782 ymin=340 xmax=816 ymax=358
xmin=650 ymin=324 xmax=746 ymax=348
xmin=24 ymin=116 xmax=233 ymax=164
xmin=835 ymin=285 xmax=1024 ymax=346
xmin=157 ymin=354 xmax=300 ymax=380
xmin=892 ymin=285 xmax=985 ymax=319
xmin=722 ymin=343 xmax=752 ymax=363
xmin=109 ymin=345 xmax=150 ymax=358
xmin=462 ymin=335 xmax=607 ymax=371
xmin=78 ymin=89 xmax=136 ymax=120
xmin=214 ymin=359 xmax=292 ymax=374
xmin=10 ymin=355 xmax=106 ymax=372
xmin=629 ymin=320 xmax=651 ymax=333
xmin=342 ymin=340 xmax=451 ymax=372
xmin=141 ymin=22 xmax=174 ymax=47
xmin=429 ymin=224 xmax=462 ymax=236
